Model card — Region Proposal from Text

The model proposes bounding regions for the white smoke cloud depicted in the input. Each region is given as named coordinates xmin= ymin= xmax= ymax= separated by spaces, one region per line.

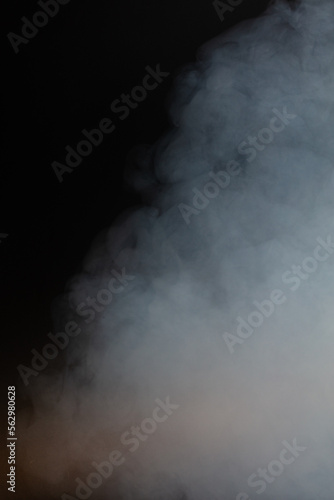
xmin=18 ymin=1 xmax=334 ymax=499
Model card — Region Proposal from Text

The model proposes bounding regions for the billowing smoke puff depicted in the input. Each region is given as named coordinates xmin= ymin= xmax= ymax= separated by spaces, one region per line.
xmin=18 ymin=1 xmax=334 ymax=499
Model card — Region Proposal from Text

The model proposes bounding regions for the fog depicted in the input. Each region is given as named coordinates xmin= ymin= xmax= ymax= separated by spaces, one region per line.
xmin=18 ymin=1 xmax=334 ymax=498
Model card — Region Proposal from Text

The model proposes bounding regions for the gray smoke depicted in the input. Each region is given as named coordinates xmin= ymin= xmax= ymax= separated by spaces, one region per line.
xmin=18 ymin=1 xmax=334 ymax=499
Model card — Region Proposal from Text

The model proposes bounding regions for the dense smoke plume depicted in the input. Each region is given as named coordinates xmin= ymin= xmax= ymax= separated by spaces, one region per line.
xmin=18 ymin=1 xmax=334 ymax=499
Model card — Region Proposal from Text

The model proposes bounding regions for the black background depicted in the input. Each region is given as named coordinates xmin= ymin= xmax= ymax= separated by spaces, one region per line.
xmin=1 ymin=0 xmax=272 ymax=494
